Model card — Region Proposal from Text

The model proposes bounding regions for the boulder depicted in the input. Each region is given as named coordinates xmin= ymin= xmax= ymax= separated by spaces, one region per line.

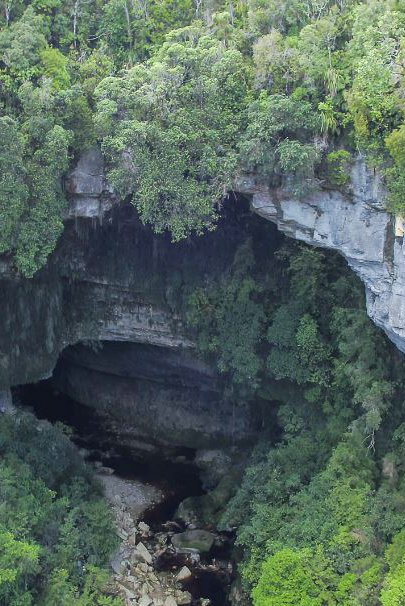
xmin=176 ymin=566 xmax=192 ymax=582
xmin=171 ymin=530 xmax=215 ymax=554
xmin=111 ymin=546 xmax=132 ymax=574
xmin=175 ymin=591 xmax=192 ymax=605
xmin=138 ymin=521 xmax=150 ymax=534
xmin=136 ymin=542 xmax=153 ymax=564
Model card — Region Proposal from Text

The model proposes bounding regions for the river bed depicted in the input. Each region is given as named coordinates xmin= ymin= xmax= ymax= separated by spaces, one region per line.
xmin=15 ymin=380 xmax=235 ymax=606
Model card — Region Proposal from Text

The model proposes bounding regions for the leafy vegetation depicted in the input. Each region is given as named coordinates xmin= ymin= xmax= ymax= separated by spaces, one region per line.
xmin=0 ymin=410 xmax=122 ymax=605
xmin=185 ymin=236 xmax=405 ymax=605
xmin=3 ymin=2 xmax=405 ymax=604
xmin=95 ymin=25 xmax=249 ymax=239
xmin=2 ymin=0 xmax=405 ymax=272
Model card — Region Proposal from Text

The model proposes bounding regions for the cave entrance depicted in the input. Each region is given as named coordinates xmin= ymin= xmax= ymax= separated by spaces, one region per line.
xmin=15 ymin=365 xmax=207 ymax=522
xmin=9 ymin=196 xmax=286 ymax=605
xmin=14 ymin=331 xmax=267 ymax=606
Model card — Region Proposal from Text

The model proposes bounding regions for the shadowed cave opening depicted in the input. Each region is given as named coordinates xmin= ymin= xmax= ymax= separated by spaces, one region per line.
xmin=14 ymin=335 xmax=276 ymax=606
xmin=10 ymin=196 xmax=355 ymax=605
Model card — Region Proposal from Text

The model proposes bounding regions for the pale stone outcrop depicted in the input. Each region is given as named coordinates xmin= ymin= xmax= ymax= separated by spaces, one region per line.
xmin=237 ymin=158 xmax=405 ymax=353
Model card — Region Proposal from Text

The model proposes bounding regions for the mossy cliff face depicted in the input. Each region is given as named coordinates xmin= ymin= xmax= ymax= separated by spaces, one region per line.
xmin=2 ymin=149 xmax=404 ymax=451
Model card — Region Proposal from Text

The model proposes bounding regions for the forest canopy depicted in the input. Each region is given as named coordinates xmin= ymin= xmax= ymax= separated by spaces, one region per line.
xmin=1 ymin=0 xmax=405 ymax=273
xmin=3 ymin=3 xmax=405 ymax=605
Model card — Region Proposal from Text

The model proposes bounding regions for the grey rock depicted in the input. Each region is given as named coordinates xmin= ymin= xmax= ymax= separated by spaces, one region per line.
xmin=111 ymin=547 xmax=132 ymax=574
xmin=0 ymin=151 xmax=259 ymax=451
xmin=0 ymin=389 xmax=14 ymax=414
xmin=175 ymin=591 xmax=192 ymax=605
xmin=138 ymin=521 xmax=151 ymax=534
xmin=237 ymin=156 xmax=405 ymax=354
xmin=176 ymin=566 xmax=192 ymax=582
xmin=194 ymin=449 xmax=232 ymax=488
xmin=136 ymin=542 xmax=153 ymax=564
xmin=171 ymin=530 xmax=215 ymax=554
xmin=64 ymin=148 xmax=115 ymax=219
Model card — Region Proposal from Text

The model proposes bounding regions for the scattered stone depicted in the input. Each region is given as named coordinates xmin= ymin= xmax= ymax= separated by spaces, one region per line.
xmin=175 ymin=590 xmax=192 ymax=605
xmin=137 ymin=562 xmax=150 ymax=574
xmin=141 ymin=582 xmax=154 ymax=596
xmin=171 ymin=530 xmax=215 ymax=554
xmin=176 ymin=566 xmax=192 ymax=582
xmin=105 ymin=470 xmax=230 ymax=606
xmin=148 ymin=572 xmax=159 ymax=584
xmin=136 ymin=542 xmax=153 ymax=564
xmin=138 ymin=521 xmax=150 ymax=534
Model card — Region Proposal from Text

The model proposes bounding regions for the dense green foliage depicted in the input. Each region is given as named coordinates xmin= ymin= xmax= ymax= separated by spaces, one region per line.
xmin=95 ymin=25 xmax=249 ymax=239
xmin=0 ymin=411 xmax=121 ymax=605
xmin=2 ymin=0 xmax=405 ymax=272
xmin=186 ymin=237 xmax=405 ymax=605
xmin=3 ymin=1 xmax=405 ymax=602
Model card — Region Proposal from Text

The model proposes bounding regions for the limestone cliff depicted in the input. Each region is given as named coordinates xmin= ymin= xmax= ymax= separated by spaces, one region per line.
xmin=66 ymin=150 xmax=405 ymax=355
xmin=237 ymin=158 xmax=405 ymax=354
xmin=1 ymin=149 xmax=404 ymax=450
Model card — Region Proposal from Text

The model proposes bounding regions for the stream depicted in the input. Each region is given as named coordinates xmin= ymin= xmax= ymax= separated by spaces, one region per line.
xmin=15 ymin=380 xmax=236 ymax=606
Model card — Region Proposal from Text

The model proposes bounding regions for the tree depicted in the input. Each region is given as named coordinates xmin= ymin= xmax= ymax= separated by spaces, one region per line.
xmin=252 ymin=547 xmax=339 ymax=606
xmin=40 ymin=47 xmax=70 ymax=89
xmin=15 ymin=125 xmax=72 ymax=277
xmin=96 ymin=24 xmax=249 ymax=240
xmin=253 ymin=30 xmax=301 ymax=92
xmin=0 ymin=117 xmax=29 ymax=255
xmin=0 ymin=532 xmax=40 ymax=606
xmin=240 ymin=93 xmax=320 ymax=195
xmin=0 ymin=7 xmax=48 ymax=80
xmin=187 ymin=240 xmax=265 ymax=395
xmin=380 ymin=530 xmax=405 ymax=606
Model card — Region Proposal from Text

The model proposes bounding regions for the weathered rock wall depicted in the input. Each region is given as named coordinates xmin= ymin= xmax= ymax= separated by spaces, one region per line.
xmin=52 ymin=342 xmax=258 ymax=449
xmin=237 ymin=158 xmax=405 ymax=353
xmin=2 ymin=148 xmax=402 ymax=451
xmin=0 ymin=152 xmax=274 ymax=448
xmin=66 ymin=150 xmax=405 ymax=354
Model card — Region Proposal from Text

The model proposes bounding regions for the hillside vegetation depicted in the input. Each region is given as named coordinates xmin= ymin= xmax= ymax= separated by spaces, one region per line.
xmin=0 ymin=0 xmax=405 ymax=273
xmin=3 ymin=2 xmax=405 ymax=605
xmin=0 ymin=411 xmax=122 ymax=605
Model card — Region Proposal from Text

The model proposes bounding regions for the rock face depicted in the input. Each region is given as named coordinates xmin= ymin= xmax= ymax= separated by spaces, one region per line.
xmin=52 ymin=341 xmax=257 ymax=449
xmin=0 ymin=389 xmax=13 ymax=413
xmin=2 ymin=148 xmax=403 ymax=451
xmin=64 ymin=151 xmax=405 ymax=355
xmin=237 ymin=158 xmax=405 ymax=354
xmin=0 ymin=160 xmax=271 ymax=448
xmin=64 ymin=148 xmax=116 ymax=219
